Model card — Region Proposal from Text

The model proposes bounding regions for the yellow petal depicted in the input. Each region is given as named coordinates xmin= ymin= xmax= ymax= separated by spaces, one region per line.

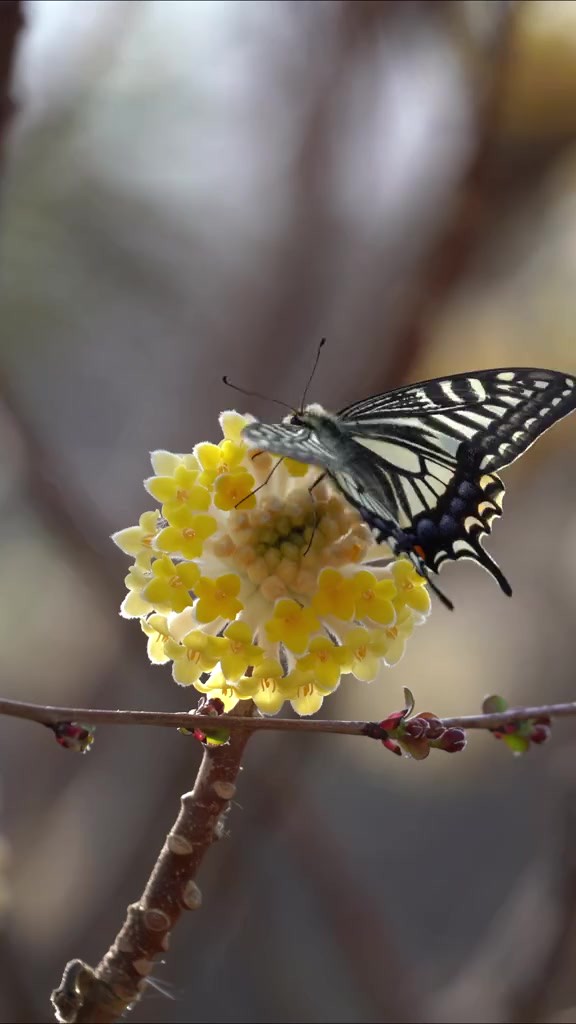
xmin=150 ymin=450 xmax=185 ymax=475
xmin=284 ymin=458 xmax=310 ymax=477
xmin=155 ymin=526 xmax=183 ymax=553
xmin=178 ymin=562 xmax=201 ymax=589
xmin=254 ymin=686 xmax=286 ymax=715
xmin=403 ymin=587 xmax=431 ymax=615
xmin=147 ymin=632 xmax=170 ymax=664
xmin=384 ymin=636 xmax=407 ymax=666
xmin=349 ymin=654 xmax=380 ymax=682
xmin=144 ymin=476 xmax=178 ymax=502
xmin=291 ymin=687 xmax=324 ymax=716
xmin=224 ymin=620 xmax=252 ymax=644
xmin=120 ymin=590 xmax=151 ymax=619
xmin=172 ymin=656 xmax=205 ymax=685
xmin=234 ymin=675 xmax=259 ymax=697
xmin=112 ymin=526 xmax=147 ymax=556
xmin=219 ymin=411 xmax=252 ymax=444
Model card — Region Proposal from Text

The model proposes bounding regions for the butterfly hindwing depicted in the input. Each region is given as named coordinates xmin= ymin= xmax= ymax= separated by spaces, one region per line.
xmin=332 ymin=449 xmax=508 ymax=598
xmin=400 ymin=460 xmax=509 ymax=594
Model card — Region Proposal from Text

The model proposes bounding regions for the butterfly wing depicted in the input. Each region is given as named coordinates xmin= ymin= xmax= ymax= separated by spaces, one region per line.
xmin=241 ymin=420 xmax=344 ymax=472
xmin=331 ymin=453 xmax=508 ymax=599
xmin=340 ymin=367 xmax=576 ymax=474
xmin=336 ymin=368 xmax=576 ymax=594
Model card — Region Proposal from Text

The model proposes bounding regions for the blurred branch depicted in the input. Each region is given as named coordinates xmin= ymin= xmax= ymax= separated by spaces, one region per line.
xmin=0 ymin=0 xmax=140 ymax=623
xmin=244 ymin=0 xmax=395 ymax=387
xmin=430 ymin=778 xmax=576 ymax=1024
xmin=0 ymin=374 xmax=129 ymax=598
xmin=202 ymin=732 xmax=420 ymax=1023
xmin=0 ymin=10 xmax=51 ymax=1024
xmin=52 ymin=701 xmax=255 ymax=1024
xmin=0 ymin=0 xmax=23 ymax=161
xmin=285 ymin=789 xmax=422 ymax=1022
xmin=510 ymin=785 xmax=576 ymax=1024
xmin=385 ymin=0 xmax=521 ymax=386
xmin=0 ymin=695 xmax=574 ymax=734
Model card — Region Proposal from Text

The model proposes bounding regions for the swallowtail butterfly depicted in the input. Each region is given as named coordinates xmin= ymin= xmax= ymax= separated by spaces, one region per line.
xmin=241 ymin=368 xmax=576 ymax=609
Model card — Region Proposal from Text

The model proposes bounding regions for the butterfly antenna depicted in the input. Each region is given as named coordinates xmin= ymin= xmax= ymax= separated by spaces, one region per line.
xmin=222 ymin=376 xmax=293 ymax=414
xmin=303 ymin=472 xmax=327 ymax=556
xmin=421 ymin=569 xmax=454 ymax=611
xmin=300 ymin=337 xmax=326 ymax=409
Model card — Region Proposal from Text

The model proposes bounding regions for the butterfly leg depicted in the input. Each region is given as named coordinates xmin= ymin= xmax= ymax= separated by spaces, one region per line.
xmin=392 ymin=531 xmax=455 ymax=610
xmin=308 ymin=472 xmax=327 ymax=494
xmin=303 ymin=472 xmax=327 ymax=556
xmin=407 ymin=555 xmax=455 ymax=610
xmin=236 ymin=456 xmax=284 ymax=507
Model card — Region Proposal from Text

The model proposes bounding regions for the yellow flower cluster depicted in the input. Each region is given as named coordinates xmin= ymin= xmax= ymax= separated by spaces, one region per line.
xmin=113 ymin=412 xmax=431 ymax=715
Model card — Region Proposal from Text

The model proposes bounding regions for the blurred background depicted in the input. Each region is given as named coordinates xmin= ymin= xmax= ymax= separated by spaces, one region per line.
xmin=1 ymin=1 xmax=576 ymax=1021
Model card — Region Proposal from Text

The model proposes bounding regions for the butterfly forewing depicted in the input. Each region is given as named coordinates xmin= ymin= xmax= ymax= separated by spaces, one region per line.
xmin=341 ymin=368 xmax=576 ymax=473
xmin=243 ymin=420 xmax=343 ymax=472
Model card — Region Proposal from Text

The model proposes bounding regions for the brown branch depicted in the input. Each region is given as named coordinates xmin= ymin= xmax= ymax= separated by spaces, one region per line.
xmin=51 ymin=700 xmax=255 ymax=1024
xmin=0 ymin=1 xmax=23 ymax=160
xmin=1 ymin=695 xmax=575 ymax=737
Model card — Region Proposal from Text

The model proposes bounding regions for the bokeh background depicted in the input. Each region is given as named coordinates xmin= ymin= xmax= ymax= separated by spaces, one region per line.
xmin=1 ymin=1 xmax=576 ymax=1021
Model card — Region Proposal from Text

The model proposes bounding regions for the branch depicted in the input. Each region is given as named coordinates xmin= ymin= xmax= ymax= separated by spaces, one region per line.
xmin=1 ymin=695 xmax=575 ymax=738
xmin=51 ymin=700 xmax=255 ymax=1024
xmin=0 ymin=1 xmax=23 ymax=160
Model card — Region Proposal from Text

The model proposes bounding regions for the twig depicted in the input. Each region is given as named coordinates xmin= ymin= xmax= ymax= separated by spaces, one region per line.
xmin=1 ymin=695 xmax=574 ymax=737
xmin=51 ymin=700 xmax=255 ymax=1024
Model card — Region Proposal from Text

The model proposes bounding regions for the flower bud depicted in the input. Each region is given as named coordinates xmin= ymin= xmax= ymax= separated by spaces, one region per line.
xmin=436 ymin=727 xmax=467 ymax=753
xmin=403 ymin=716 xmax=428 ymax=739
xmin=379 ymin=711 xmax=407 ymax=732
xmin=530 ymin=723 xmax=551 ymax=745
xmin=421 ymin=715 xmax=444 ymax=739
xmin=51 ymin=722 xmax=95 ymax=753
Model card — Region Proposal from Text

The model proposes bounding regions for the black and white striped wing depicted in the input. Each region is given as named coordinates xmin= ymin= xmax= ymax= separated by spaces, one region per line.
xmin=340 ymin=368 xmax=576 ymax=475
xmin=336 ymin=368 xmax=576 ymax=591
xmin=330 ymin=449 xmax=508 ymax=597
xmin=241 ymin=420 xmax=343 ymax=472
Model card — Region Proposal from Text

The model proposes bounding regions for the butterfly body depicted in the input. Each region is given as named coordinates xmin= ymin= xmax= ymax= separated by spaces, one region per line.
xmin=241 ymin=369 xmax=576 ymax=608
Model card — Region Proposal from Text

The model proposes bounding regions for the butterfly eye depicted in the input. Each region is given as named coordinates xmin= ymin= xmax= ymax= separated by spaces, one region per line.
xmin=290 ymin=415 xmax=303 ymax=426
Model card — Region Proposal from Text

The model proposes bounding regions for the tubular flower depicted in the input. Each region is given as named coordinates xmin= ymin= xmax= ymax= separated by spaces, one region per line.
xmin=112 ymin=411 xmax=431 ymax=714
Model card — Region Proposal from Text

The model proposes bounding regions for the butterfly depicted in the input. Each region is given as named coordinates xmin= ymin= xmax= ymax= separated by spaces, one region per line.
xmin=240 ymin=368 xmax=576 ymax=609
